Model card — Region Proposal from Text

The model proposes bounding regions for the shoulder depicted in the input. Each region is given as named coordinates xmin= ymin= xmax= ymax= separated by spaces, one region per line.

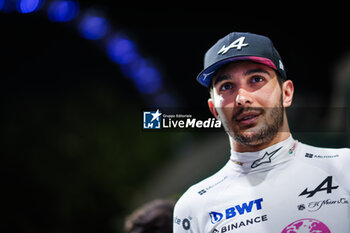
xmin=297 ymin=142 xmax=350 ymax=161
xmin=296 ymin=142 xmax=350 ymax=187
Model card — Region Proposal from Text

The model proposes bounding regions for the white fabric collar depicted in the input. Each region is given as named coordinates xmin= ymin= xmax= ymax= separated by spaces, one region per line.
xmin=229 ymin=135 xmax=297 ymax=173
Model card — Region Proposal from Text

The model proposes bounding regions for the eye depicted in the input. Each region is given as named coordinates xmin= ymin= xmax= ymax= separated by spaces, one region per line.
xmin=219 ymin=82 xmax=234 ymax=91
xmin=251 ymin=75 xmax=264 ymax=83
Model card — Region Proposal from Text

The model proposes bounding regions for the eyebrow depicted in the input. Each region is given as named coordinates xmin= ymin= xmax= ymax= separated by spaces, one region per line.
xmin=212 ymin=74 xmax=232 ymax=87
xmin=244 ymin=68 xmax=270 ymax=76
xmin=212 ymin=68 xmax=270 ymax=87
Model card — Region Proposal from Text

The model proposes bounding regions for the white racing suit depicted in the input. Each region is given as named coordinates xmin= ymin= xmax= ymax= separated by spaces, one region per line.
xmin=173 ymin=135 xmax=350 ymax=233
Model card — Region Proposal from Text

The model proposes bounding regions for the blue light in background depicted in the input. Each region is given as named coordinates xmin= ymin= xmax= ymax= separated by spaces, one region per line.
xmin=119 ymin=55 xmax=163 ymax=94
xmin=0 ymin=0 xmax=17 ymax=13
xmin=0 ymin=0 xmax=174 ymax=103
xmin=133 ymin=64 xmax=162 ymax=94
xmin=0 ymin=0 xmax=5 ymax=11
xmin=106 ymin=35 xmax=164 ymax=94
xmin=48 ymin=0 xmax=79 ymax=22
xmin=106 ymin=35 xmax=138 ymax=65
xmin=17 ymin=0 xmax=42 ymax=13
xmin=119 ymin=55 xmax=145 ymax=79
xmin=78 ymin=14 xmax=109 ymax=40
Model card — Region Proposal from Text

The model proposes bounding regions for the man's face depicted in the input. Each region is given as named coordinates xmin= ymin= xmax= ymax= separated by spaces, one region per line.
xmin=208 ymin=61 xmax=290 ymax=147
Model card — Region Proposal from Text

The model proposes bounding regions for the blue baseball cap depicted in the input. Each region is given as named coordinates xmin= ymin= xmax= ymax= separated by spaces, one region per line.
xmin=197 ymin=32 xmax=287 ymax=87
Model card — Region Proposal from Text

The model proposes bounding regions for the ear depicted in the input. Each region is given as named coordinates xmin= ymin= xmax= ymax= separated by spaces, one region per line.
xmin=282 ymin=80 xmax=294 ymax=107
xmin=208 ymin=98 xmax=219 ymax=118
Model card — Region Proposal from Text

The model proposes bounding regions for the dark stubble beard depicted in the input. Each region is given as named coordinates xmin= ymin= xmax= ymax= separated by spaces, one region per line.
xmin=226 ymin=96 xmax=284 ymax=146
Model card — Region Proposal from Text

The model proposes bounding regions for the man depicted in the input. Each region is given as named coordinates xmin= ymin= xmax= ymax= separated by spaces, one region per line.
xmin=173 ymin=32 xmax=350 ymax=233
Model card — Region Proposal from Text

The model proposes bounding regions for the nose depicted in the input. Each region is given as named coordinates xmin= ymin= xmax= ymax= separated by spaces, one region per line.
xmin=235 ymin=89 xmax=253 ymax=106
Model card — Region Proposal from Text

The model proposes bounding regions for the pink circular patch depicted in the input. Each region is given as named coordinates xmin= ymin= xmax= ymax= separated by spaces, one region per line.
xmin=282 ymin=218 xmax=330 ymax=233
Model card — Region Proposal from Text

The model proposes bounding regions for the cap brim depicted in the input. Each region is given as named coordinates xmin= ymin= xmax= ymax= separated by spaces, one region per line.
xmin=197 ymin=56 xmax=277 ymax=87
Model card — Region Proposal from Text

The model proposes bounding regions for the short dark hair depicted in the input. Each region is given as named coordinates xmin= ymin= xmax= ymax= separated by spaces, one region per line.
xmin=124 ymin=199 xmax=175 ymax=233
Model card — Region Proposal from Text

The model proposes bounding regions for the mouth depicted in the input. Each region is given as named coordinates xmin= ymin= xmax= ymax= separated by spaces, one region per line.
xmin=235 ymin=112 xmax=262 ymax=126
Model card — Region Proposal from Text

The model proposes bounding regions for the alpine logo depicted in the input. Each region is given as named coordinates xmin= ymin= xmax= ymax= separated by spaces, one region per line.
xmin=209 ymin=198 xmax=263 ymax=224
xmin=217 ymin=37 xmax=248 ymax=55
xmin=299 ymin=176 xmax=339 ymax=198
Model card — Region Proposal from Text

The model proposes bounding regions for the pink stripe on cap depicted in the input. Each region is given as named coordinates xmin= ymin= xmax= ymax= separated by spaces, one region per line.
xmin=245 ymin=56 xmax=277 ymax=70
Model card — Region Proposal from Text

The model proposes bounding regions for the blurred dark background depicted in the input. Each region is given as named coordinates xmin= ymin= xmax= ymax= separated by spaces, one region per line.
xmin=2 ymin=2 xmax=350 ymax=233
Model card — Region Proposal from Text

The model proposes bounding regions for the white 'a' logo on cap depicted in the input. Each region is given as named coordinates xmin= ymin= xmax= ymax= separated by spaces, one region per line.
xmin=217 ymin=37 xmax=248 ymax=55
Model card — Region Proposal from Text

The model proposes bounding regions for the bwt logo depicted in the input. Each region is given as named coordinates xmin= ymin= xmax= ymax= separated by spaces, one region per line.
xmin=209 ymin=198 xmax=263 ymax=224
xmin=143 ymin=109 xmax=162 ymax=129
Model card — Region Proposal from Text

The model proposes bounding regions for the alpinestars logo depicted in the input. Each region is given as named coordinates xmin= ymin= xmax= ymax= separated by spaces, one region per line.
xmin=251 ymin=147 xmax=282 ymax=168
xmin=299 ymin=176 xmax=339 ymax=198
xmin=202 ymin=71 xmax=215 ymax=80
